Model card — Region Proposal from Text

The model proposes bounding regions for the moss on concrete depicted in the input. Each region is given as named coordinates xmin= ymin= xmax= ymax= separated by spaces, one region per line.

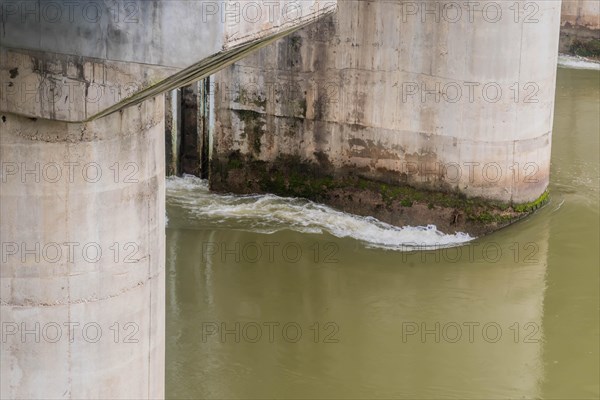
xmin=513 ymin=190 xmax=550 ymax=213
xmin=570 ymin=39 xmax=600 ymax=60
xmin=210 ymin=153 xmax=549 ymax=236
xmin=234 ymin=110 xmax=265 ymax=155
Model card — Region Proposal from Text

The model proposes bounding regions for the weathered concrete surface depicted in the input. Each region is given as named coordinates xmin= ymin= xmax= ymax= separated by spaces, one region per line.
xmin=0 ymin=47 xmax=178 ymax=122
xmin=211 ymin=0 xmax=560 ymax=234
xmin=165 ymin=80 xmax=212 ymax=178
xmin=0 ymin=0 xmax=337 ymax=122
xmin=560 ymin=0 xmax=600 ymax=58
xmin=0 ymin=2 xmax=338 ymax=398
xmin=165 ymin=89 xmax=182 ymax=176
xmin=0 ymin=96 xmax=166 ymax=399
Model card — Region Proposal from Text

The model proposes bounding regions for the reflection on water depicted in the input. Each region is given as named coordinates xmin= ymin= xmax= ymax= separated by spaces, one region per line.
xmin=541 ymin=66 xmax=600 ymax=400
xmin=165 ymin=67 xmax=599 ymax=399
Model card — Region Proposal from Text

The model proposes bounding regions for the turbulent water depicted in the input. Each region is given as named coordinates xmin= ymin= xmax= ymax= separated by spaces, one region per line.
xmin=165 ymin=67 xmax=599 ymax=399
xmin=167 ymin=175 xmax=474 ymax=251
xmin=557 ymin=54 xmax=600 ymax=71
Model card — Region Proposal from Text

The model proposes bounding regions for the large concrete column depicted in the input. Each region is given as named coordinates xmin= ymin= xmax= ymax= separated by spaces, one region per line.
xmin=211 ymin=0 xmax=561 ymax=234
xmin=0 ymin=1 xmax=338 ymax=396
xmin=0 ymin=96 xmax=165 ymax=399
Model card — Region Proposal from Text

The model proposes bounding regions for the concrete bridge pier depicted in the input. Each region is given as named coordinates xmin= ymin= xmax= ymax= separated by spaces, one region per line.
xmin=0 ymin=1 xmax=336 ymax=397
xmin=211 ymin=0 xmax=562 ymax=235
xmin=0 ymin=96 xmax=166 ymax=399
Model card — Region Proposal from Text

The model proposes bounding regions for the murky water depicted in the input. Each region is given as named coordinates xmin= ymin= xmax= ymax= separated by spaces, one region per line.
xmin=165 ymin=66 xmax=599 ymax=399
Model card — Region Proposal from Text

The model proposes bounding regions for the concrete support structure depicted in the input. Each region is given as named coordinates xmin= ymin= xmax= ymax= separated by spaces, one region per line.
xmin=0 ymin=1 xmax=336 ymax=398
xmin=1 ymin=97 xmax=166 ymax=398
xmin=180 ymin=80 xmax=211 ymax=178
xmin=165 ymin=89 xmax=182 ymax=176
xmin=164 ymin=80 xmax=211 ymax=178
xmin=211 ymin=0 xmax=561 ymax=233
xmin=560 ymin=0 xmax=600 ymax=59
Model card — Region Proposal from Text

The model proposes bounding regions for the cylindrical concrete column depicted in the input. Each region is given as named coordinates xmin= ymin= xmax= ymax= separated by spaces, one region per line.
xmin=0 ymin=96 xmax=165 ymax=398
xmin=213 ymin=0 xmax=561 ymax=205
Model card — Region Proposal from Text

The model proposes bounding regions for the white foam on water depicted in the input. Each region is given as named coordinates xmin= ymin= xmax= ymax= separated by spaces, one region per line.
xmin=558 ymin=54 xmax=600 ymax=71
xmin=166 ymin=175 xmax=475 ymax=251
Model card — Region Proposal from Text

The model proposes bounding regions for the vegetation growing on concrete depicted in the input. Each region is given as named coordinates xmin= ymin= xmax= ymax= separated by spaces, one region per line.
xmin=513 ymin=190 xmax=549 ymax=213
xmin=570 ymin=39 xmax=600 ymax=60
xmin=212 ymin=152 xmax=549 ymax=235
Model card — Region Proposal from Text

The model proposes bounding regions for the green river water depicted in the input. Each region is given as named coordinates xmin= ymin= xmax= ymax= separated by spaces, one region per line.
xmin=165 ymin=64 xmax=599 ymax=399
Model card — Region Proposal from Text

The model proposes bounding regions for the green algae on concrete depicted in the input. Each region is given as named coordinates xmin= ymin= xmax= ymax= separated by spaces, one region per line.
xmin=570 ymin=39 xmax=600 ymax=60
xmin=513 ymin=190 xmax=550 ymax=213
xmin=210 ymin=153 xmax=550 ymax=236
